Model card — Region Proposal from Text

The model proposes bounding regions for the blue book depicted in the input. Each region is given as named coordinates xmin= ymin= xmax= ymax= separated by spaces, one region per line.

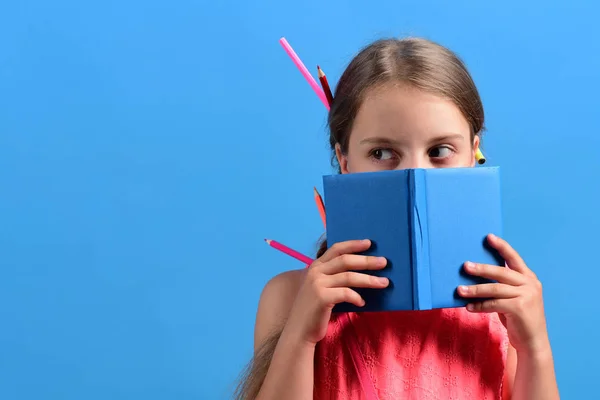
xmin=323 ymin=167 xmax=504 ymax=313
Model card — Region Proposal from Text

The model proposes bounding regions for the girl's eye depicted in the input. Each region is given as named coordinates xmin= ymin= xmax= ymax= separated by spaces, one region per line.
xmin=429 ymin=146 xmax=453 ymax=159
xmin=371 ymin=148 xmax=395 ymax=160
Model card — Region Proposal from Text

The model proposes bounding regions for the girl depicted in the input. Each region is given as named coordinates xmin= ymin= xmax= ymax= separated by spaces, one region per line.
xmin=235 ymin=37 xmax=559 ymax=399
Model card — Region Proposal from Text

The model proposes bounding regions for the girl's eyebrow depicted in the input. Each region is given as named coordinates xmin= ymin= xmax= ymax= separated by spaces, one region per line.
xmin=359 ymin=137 xmax=403 ymax=146
xmin=359 ymin=133 xmax=465 ymax=146
xmin=428 ymin=133 xmax=466 ymax=144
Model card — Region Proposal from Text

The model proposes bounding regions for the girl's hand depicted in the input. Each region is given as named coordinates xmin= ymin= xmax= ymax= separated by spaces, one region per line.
xmin=457 ymin=234 xmax=550 ymax=355
xmin=283 ymin=239 xmax=389 ymax=346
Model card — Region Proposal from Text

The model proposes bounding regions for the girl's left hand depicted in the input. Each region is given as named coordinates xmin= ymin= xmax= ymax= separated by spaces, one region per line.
xmin=457 ymin=233 xmax=550 ymax=355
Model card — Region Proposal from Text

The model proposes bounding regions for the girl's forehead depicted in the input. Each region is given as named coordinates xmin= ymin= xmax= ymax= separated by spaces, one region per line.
xmin=350 ymin=85 xmax=471 ymax=143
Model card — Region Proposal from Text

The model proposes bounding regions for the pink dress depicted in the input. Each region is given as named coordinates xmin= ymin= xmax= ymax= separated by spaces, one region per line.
xmin=314 ymin=308 xmax=509 ymax=400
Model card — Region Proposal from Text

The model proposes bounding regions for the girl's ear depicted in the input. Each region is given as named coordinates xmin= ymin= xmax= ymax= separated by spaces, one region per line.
xmin=335 ymin=143 xmax=349 ymax=174
xmin=471 ymin=135 xmax=481 ymax=167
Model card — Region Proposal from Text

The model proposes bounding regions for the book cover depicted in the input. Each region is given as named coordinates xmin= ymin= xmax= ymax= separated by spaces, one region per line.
xmin=323 ymin=167 xmax=503 ymax=313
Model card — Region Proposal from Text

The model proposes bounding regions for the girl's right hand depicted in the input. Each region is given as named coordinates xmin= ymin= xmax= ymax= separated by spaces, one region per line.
xmin=282 ymin=239 xmax=389 ymax=346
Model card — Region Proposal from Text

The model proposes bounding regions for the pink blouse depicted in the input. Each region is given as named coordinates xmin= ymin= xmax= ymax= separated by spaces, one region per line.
xmin=314 ymin=307 xmax=509 ymax=400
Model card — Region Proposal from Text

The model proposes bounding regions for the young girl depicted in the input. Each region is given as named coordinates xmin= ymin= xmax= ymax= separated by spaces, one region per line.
xmin=235 ymin=37 xmax=559 ymax=399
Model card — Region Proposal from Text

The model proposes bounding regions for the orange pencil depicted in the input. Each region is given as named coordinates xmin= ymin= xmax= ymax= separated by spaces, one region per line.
xmin=264 ymin=238 xmax=314 ymax=265
xmin=313 ymin=187 xmax=326 ymax=228
xmin=317 ymin=66 xmax=334 ymax=106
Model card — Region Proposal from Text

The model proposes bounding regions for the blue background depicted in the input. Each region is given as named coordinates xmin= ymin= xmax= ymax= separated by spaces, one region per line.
xmin=1 ymin=1 xmax=597 ymax=398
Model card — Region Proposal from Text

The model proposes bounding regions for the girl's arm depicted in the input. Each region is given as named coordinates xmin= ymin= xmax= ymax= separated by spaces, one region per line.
xmin=251 ymin=240 xmax=389 ymax=400
xmin=458 ymin=234 xmax=560 ymax=400
xmin=256 ymin=327 xmax=317 ymax=400
xmin=253 ymin=270 xmax=316 ymax=400
xmin=503 ymin=342 xmax=560 ymax=400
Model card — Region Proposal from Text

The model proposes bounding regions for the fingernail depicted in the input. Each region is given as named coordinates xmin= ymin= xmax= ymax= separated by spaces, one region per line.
xmin=377 ymin=257 xmax=387 ymax=266
xmin=467 ymin=304 xmax=474 ymax=311
xmin=378 ymin=277 xmax=389 ymax=285
xmin=488 ymin=233 xmax=497 ymax=239
xmin=458 ymin=285 xmax=469 ymax=293
xmin=464 ymin=261 xmax=474 ymax=269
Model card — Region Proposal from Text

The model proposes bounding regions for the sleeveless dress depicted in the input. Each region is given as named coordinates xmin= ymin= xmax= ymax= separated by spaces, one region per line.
xmin=314 ymin=307 xmax=509 ymax=400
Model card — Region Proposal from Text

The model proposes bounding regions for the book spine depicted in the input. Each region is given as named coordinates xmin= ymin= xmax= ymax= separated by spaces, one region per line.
xmin=409 ymin=169 xmax=432 ymax=310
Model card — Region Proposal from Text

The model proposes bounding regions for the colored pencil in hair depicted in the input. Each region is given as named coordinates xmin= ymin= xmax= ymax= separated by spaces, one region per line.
xmin=279 ymin=37 xmax=330 ymax=110
xmin=475 ymin=148 xmax=486 ymax=165
xmin=317 ymin=66 xmax=334 ymax=106
xmin=264 ymin=238 xmax=314 ymax=266
xmin=313 ymin=187 xmax=327 ymax=228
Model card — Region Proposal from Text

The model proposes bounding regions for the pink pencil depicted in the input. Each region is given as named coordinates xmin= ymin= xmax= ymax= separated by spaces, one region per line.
xmin=265 ymin=238 xmax=314 ymax=266
xmin=279 ymin=37 xmax=330 ymax=111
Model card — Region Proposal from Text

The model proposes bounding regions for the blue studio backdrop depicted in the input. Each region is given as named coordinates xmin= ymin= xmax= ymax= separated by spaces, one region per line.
xmin=1 ymin=1 xmax=598 ymax=399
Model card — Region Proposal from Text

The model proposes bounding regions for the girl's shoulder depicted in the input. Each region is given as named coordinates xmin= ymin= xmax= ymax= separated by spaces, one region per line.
xmin=253 ymin=268 xmax=305 ymax=349
xmin=259 ymin=268 xmax=306 ymax=305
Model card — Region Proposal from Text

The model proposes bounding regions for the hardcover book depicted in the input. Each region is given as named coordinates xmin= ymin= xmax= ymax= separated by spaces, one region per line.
xmin=323 ymin=167 xmax=504 ymax=313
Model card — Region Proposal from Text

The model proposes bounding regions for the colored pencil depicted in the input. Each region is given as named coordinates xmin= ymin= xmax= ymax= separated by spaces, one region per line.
xmin=313 ymin=187 xmax=327 ymax=228
xmin=475 ymin=148 xmax=486 ymax=165
xmin=279 ymin=37 xmax=330 ymax=110
xmin=317 ymin=66 xmax=334 ymax=106
xmin=264 ymin=238 xmax=314 ymax=265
